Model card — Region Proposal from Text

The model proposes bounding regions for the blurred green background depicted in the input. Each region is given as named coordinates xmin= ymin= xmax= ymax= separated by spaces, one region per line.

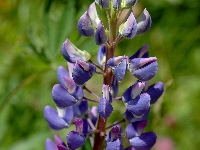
xmin=0 ymin=0 xmax=200 ymax=149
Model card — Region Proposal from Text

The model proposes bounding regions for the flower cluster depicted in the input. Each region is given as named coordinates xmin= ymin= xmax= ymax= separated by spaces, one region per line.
xmin=44 ymin=0 xmax=164 ymax=150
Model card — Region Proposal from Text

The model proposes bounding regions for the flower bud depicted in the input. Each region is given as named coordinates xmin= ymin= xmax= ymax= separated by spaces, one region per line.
xmin=73 ymin=100 xmax=88 ymax=117
xmin=74 ymin=118 xmax=91 ymax=136
xmin=129 ymin=57 xmax=158 ymax=81
xmin=95 ymin=20 xmax=108 ymax=45
xmin=106 ymin=126 xmax=120 ymax=142
xmin=45 ymin=138 xmax=57 ymax=150
xmin=119 ymin=12 xmax=137 ymax=39
xmin=111 ymin=75 xmax=119 ymax=98
xmin=61 ymin=39 xmax=91 ymax=63
xmin=72 ymin=60 xmax=96 ymax=85
xmin=129 ymin=44 xmax=149 ymax=59
xmin=136 ymin=9 xmax=152 ymax=34
xmin=106 ymin=139 xmax=123 ymax=150
xmin=95 ymin=0 xmax=110 ymax=9
xmin=77 ymin=11 xmax=95 ymax=37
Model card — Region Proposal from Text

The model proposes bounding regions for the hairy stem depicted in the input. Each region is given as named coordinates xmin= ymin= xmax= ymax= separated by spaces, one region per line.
xmin=93 ymin=9 xmax=117 ymax=150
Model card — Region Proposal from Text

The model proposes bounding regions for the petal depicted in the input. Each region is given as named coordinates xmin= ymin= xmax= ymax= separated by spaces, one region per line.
xmin=114 ymin=58 xmax=128 ymax=81
xmin=54 ymin=134 xmax=67 ymax=147
xmin=111 ymin=75 xmax=119 ymax=98
xmin=95 ymin=0 xmax=110 ymax=9
xmin=88 ymin=2 xmax=100 ymax=26
xmin=63 ymin=76 xmax=77 ymax=94
xmin=52 ymin=84 xmax=78 ymax=108
xmin=61 ymin=39 xmax=91 ymax=63
xmin=67 ymin=131 xmax=85 ymax=149
xmin=125 ymin=120 xmax=148 ymax=139
xmin=44 ymin=106 xmax=69 ymax=130
xmin=73 ymin=100 xmax=88 ymax=117
xmin=129 ymin=132 xmax=157 ymax=150
xmin=57 ymin=144 xmax=69 ymax=150
xmin=98 ymin=97 xmax=113 ymax=120
xmin=129 ymin=44 xmax=149 ymax=59
xmin=146 ymin=82 xmax=164 ymax=104
xmin=106 ymin=126 xmax=120 ymax=142
xmin=107 ymin=56 xmax=124 ymax=69
xmin=120 ymin=12 xmax=137 ymax=39
xmin=88 ymin=106 xmax=98 ymax=125
xmin=122 ymin=81 xmax=145 ymax=103
xmin=129 ymin=57 xmax=158 ymax=81
xmin=126 ymin=93 xmax=150 ymax=117
xmin=113 ymin=0 xmax=121 ymax=9
xmin=97 ymin=44 xmax=107 ymax=66
xmin=57 ymin=66 xmax=70 ymax=88
xmin=123 ymin=108 xmax=150 ymax=123
xmin=102 ymin=84 xmax=112 ymax=101
xmin=77 ymin=11 xmax=95 ymax=37
xmin=74 ymin=118 xmax=91 ymax=136
xmin=106 ymin=139 xmax=123 ymax=150
xmin=61 ymin=106 xmax=74 ymax=125
xmin=136 ymin=9 xmax=152 ymax=35
xmin=124 ymin=0 xmax=138 ymax=7
xmin=95 ymin=20 xmax=108 ymax=45
xmin=45 ymin=138 xmax=57 ymax=150
xmin=72 ymin=62 xmax=95 ymax=85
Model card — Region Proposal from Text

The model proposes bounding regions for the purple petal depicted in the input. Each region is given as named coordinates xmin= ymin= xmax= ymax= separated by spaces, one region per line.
xmin=146 ymin=82 xmax=164 ymax=104
xmin=98 ymin=97 xmax=113 ymax=120
xmin=63 ymin=76 xmax=77 ymax=94
xmin=125 ymin=0 xmax=138 ymax=7
xmin=106 ymin=126 xmax=120 ymax=142
xmin=122 ymin=81 xmax=145 ymax=103
xmin=74 ymin=118 xmax=91 ymax=136
xmin=111 ymin=75 xmax=119 ymax=98
xmin=97 ymin=44 xmax=107 ymax=66
xmin=129 ymin=132 xmax=157 ymax=150
xmin=88 ymin=2 xmax=100 ymax=26
xmin=113 ymin=0 xmax=121 ymax=9
xmin=129 ymin=57 xmax=158 ymax=81
xmin=88 ymin=106 xmax=98 ymax=125
xmin=61 ymin=106 xmax=74 ymax=125
xmin=136 ymin=9 xmax=152 ymax=35
xmin=67 ymin=131 xmax=85 ymax=149
xmin=44 ymin=106 xmax=69 ymax=130
xmin=61 ymin=39 xmax=91 ymax=63
xmin=129 ymin=44 xmax=149 ymax=59
xmin=121 ymin=12 xmax=137 ymax=39
xmin=95 ymin=20 xmax=107 ymax=45
xmin=95 ymin=0 xmax=110 ymax=9
xmin=124 ymin=108 xmax=150 ymax=123
xmin=45 ymin=138 xmax=57 ymax=150
xmin=106 ymin=139 xmax=123 ymax=150
xmin=114 ymin=58 xmax=128 ymax=81
xmin=72 ymin=86 xmax=84 ymax=100
xmin=102 ymin=84 xmax=112 ymax=101
xmin=54 ymin=134 xmax=67 ymax=147
xmin=77 ymin=11 xmax=94 ymax=37
xmin=73 ymin=100 xmax=88 ymax=117
xmin=126 ymin=93 xmax=150 ymax=117
xmin=125 ymin=120 xmax=148 ymax=139
xmin=57 ymin=66 xmax=70 ymax=88
xmin=72 ymin=62 xmax=96 ymax=85
xmin=57 ymin=144 xmax=69 ymax=150
xmin=52 ymin=84 xmax=78 ymax=108
xmin=107 ymin=56 xmax=124 ymax=69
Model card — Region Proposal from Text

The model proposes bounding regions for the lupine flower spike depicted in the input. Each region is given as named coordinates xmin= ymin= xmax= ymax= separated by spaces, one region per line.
xmin=45 ymin=1 xmax=164 ymax=150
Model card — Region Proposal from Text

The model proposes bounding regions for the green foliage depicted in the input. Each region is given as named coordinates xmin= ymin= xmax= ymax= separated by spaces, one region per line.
xmin=0 ymin=0 xmax=199 ymax=149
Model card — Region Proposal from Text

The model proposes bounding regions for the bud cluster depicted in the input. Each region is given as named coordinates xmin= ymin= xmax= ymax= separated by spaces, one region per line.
xmin=44 ymin=1 xmax=164 ymax=150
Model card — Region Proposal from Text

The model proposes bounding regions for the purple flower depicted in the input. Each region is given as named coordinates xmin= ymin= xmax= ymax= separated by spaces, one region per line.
xmin=95 ymin=20 xmax=108 ymax=45
xmin=113 ymin=0 xmax=121 ymax=9
xmin=136 ymin=9 xmax=152 ymax=35
xmin=129 ymin=44 xmax=149 ymax=59
xmin=129 ymin=57 xmax=158 ymax=81
xmin=97 ymin=44 xmax=107 ymax=67
xmin=44 ymin=106 xmax=73 ymax=130
xmin=124 ymin=0 xmax=138 ymax=7
xmin=77 ymin=11 xmax=95 ymax=37
xmin=66 ymin=131 xmax=85 ymax=149
xmin=72 ymin=60 xmax=96 ymax=85
xmin=119 ymin=12 xmax=137 ymax=39
xmin=98 ymin=85 xmax=113 ymax=120
xmin=107 ymin=56 xmax=129 ymax=81
xmin=45 ymin=138 xmax=57 ymax=150
xmin=61 ymin=39 xmax=91 ymax=63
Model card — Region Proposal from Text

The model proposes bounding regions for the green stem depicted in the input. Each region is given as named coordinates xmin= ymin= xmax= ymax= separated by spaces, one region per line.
xmin=93 ymin=9 xmax=117 ymax=150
